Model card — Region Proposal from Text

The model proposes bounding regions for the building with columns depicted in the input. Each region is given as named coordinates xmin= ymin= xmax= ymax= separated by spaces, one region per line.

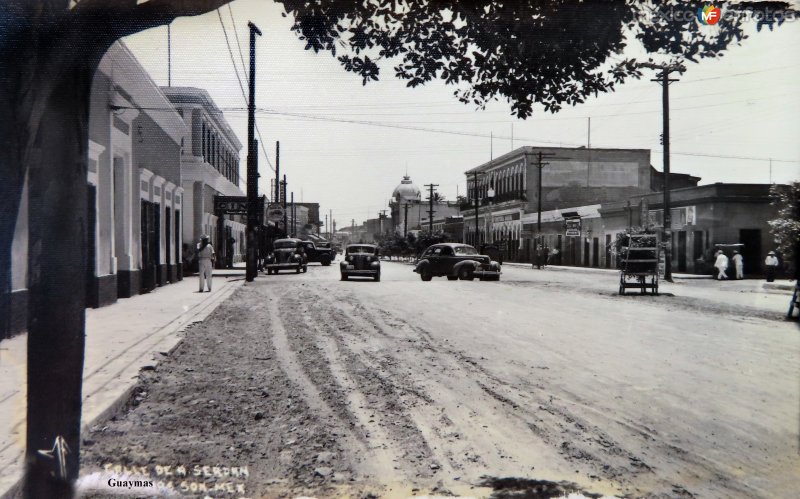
xmin=161 ymin=87 xmax=246 ymax=268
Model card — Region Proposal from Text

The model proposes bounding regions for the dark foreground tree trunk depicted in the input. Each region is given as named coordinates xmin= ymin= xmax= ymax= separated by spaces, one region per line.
xmin=0 ymin=2 xmax=231 ymax=497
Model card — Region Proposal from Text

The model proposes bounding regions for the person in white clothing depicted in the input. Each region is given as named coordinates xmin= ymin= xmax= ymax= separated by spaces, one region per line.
xmin=197 ymin=235 xmax=215 ymax=292
xmin=731 ymin=250 xmax=744 ymax=280
xmin=764 ymin=251 xmax=779 ymax=282
xmin=714 ymin=250 xmax=729 ymax=280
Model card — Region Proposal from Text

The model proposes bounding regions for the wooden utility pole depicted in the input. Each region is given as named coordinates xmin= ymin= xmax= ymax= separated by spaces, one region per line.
xmin=403 ymin=204 xmax=410 ymax=239
xmin=281 ymin=175 xmax=287 ymax=233
xmin=290 ymin=192 xmax=295 ymax=237
xmin=640 ymin=61 xmax=684 ymax=282
xmin=275 ymin=141 xmax=280 ymax=202
xmin=245 ymin=22 xmax=262 ymax=282
xmin=534 ymin=151 xmax=556 ymax=269
xmin=424 ymin=183 xmax=438 ymax=234
xmin=468 ymin=171 xmax=485 ymax=247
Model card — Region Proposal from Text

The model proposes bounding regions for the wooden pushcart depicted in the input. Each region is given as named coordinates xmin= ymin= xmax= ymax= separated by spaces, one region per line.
xmin=618 ymin=233 xmax=659 ymax=296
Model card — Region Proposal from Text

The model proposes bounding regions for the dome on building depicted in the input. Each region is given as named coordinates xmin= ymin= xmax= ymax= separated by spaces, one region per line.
xmin=392 ymin=175 xmax=422 ymax=202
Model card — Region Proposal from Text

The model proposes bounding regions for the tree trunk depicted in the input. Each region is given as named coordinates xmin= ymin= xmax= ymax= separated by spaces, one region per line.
xmin=0 ymin=18 xmax=112 ymax=496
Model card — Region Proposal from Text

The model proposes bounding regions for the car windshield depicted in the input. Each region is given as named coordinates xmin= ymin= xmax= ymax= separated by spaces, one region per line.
xmin=348 ymin=246 xmax=375 ymax=254
xmin=454 ymin=245 xmax=478 ymax=255
xmin=274 ymin=241 xmax=297 ymax=249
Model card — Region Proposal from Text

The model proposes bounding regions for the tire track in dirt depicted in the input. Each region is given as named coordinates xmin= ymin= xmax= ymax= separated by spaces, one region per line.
xmin=304 ymin=286 xmax=604 ymax=493
xmin=263 ymin=289 xmax=374 ymax=474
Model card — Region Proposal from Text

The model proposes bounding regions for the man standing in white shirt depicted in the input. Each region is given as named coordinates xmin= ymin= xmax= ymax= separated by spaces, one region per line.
xmin=197 ymin=235 xmax=216 ymax=292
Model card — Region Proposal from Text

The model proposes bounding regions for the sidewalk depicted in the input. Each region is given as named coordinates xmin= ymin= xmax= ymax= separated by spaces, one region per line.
xmin=504 ymin=262 xmax=796 ymax=292
xmin=0 ymin=271 xmax=244 ymax=498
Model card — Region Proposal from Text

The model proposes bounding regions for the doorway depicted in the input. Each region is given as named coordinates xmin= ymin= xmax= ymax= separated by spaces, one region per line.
xmin=739 ymin=229 xmax=762 ymax=275
xmin=678 ymin=231 xmax=687 ymax=272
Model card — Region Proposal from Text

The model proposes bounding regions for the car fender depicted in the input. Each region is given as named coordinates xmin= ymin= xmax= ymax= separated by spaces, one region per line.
xmin=414 ymin=259 xmax=432 ymax=273
xmin=453 ymin=260 xmax=480 ymax=275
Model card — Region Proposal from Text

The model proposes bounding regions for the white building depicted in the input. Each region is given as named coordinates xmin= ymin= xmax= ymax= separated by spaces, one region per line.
xmin=161 ymin=87 xmax=246 ymax=268
xmin=5 ymin=42 xmax=188 ymax=338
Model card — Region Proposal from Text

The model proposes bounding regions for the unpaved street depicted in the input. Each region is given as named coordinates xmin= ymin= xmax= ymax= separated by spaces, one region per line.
xmin=81 ymin=263 xmax=800 ymax=498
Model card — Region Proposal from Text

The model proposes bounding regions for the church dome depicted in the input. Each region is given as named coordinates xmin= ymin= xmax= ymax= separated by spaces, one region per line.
xmin=392 ymin=175 xmax=421 ymax=203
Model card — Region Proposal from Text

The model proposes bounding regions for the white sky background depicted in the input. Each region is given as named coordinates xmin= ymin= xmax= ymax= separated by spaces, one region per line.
xmin=123 ymin=0 xmax=800 ymax=228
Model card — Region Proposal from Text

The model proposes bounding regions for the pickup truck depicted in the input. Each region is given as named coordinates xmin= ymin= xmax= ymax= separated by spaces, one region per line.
xmin=299 ymin=240 xmax=335 ymax=266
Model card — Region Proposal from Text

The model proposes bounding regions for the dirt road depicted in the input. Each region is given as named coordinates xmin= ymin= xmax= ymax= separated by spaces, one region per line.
xmin=80 ymin=263 xmax=800 ymax=498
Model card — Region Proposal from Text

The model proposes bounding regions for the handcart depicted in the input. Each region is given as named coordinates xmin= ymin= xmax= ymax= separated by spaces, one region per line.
xmin=618 ymin=233 xmax=659 ymax=296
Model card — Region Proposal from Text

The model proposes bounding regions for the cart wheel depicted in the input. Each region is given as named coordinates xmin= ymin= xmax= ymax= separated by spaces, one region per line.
xmin=619 ymin=284 xmax=624 ymax=295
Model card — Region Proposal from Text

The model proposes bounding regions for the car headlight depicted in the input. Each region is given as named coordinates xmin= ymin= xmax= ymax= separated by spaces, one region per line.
xmin=292 ymin=254 xmax=300 ymax=260
xmin=347 ymin=255 xmax=353 ymax=262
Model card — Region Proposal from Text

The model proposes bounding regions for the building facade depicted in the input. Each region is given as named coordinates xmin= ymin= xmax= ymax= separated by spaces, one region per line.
xmin=5 ymin=42 xmax=189 ymax=338
xmin=161 ymin=87 xmax=246 ymax=269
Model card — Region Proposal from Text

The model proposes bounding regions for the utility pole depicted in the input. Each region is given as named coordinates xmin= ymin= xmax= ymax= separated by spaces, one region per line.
xmin=379 ymin=210 xmax=387 ymax=235
xmin=534 ymin=151 xmax=556 ymax=269
xmin=424 ymin=183 xmax=439 ymax=234
xmin=468 ymin=171 xmax=485 ymax=247
xmin=281 ymin=175 xmax=287 ymax=234
xmin=167 ymin=23 xmax=172 ymax=87
xmin=245 ymin=22 xmax=262 ymax=282
xmin=403 ymin=203 xmax=410 ymax=239
xmin=290 ymin=192 xmax=295 ymax=237
xmin=275 ymin=141 xmax=280 ymax=202
xmin=640 ymin=61 xmax=684 ymax=282
xmin=329 ymin=209 xmax=332 ymax=240
xmin=325 ymin=214 xmax=328 ymax=239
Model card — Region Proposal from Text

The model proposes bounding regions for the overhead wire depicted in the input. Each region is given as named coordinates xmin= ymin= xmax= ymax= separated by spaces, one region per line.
xmin=217 ymin=8 xmax=276 ymax=173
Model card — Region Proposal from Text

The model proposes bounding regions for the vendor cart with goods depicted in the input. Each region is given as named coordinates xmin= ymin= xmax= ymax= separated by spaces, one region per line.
xmin=618 ymin=233 xmax=659 ymax=295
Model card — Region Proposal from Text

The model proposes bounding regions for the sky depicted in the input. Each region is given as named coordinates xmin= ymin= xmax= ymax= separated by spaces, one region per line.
xmin=123 ymin=0 xmax=800 ymax=228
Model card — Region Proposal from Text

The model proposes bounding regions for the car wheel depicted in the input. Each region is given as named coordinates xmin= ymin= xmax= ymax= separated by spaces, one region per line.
xmin=458 ymin=267 xmax=474 ymax=281
xmin=420 ymin=268 xmax=433 ymax=281
xmin=446 ymin=275 xmax=458 ymax=281
xmin=341 ymin=274 xmax=348 ymax=281
xmin=303 ymin=265 xmax=308 ymax=273
xmin=374 ymin=273 xmax=380 ymax=282
xmin=321 ymin=257 xmax=331 ymax=266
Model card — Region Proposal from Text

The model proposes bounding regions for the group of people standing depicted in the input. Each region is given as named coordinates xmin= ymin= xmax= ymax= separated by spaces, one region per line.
xmin=714 ymin=249 xmax=781 ymax=282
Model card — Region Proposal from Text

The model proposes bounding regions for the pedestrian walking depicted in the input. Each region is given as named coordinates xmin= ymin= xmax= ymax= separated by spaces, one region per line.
xmin=765 ymin=250 xmax=779 ymax=282
xmin=732 ymin=250 xmax=744 ymax=280
xmin=714 ymin=250 xmax=729 ymax=280
xmin=197 ymin=235 xmax=215 ymax=292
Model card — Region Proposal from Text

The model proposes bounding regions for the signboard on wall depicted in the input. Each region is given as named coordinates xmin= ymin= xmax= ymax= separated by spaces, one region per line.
xmin=214 ymin=195 xmax=265 ymax=216
xmin=565 ymin=218 xmax=581 ymax=237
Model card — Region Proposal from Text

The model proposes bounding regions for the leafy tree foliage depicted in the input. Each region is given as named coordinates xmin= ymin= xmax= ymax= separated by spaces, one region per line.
xmin=276 ymin=0 xmax=797 ymax=117
xmin=769 ymin=182 xmax=799 ymax=275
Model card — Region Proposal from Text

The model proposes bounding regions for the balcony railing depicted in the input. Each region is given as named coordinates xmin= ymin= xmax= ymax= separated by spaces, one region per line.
xmin=460 ymin=192 xmax=527 ymax=210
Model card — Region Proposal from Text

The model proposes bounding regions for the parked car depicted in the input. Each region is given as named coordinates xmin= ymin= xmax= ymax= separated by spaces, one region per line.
xmin=299 ymin=240 xmax=335 ymax=266
xmin=414 ymin=243 xmax=501 ymax=281
xmin=264 ymin=238 xmax=308 ymax=274
xmin=340 ymin=244 xmax=381 ymax=281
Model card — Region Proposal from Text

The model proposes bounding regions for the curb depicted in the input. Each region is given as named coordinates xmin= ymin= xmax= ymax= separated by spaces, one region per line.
xmin=0 ymin=278 xmax=243 ymax=499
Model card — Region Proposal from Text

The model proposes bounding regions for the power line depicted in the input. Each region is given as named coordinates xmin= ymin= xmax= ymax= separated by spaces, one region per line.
xmin=109 ymin=105 xmax=800 ymax=165
xmin=216 ymin=8 xmax=275 ymax=173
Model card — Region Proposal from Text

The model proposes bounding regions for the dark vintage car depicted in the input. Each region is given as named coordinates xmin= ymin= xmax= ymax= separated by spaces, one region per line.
xmin=264 ymin=238 xmax=308 ymax=274
xmin=299 ymin=240 xmax=335 ymax=266
xmin=414 ymin=243 xmax=501 ymax=281
xmin=340 ymin=244 xmax=381 ymax=281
